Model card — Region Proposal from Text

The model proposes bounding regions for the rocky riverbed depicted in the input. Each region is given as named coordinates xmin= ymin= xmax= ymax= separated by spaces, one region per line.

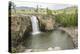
xmin=58 ymin=27 xmax=78 ymax=48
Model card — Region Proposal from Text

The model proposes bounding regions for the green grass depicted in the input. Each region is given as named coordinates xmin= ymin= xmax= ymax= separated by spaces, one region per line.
xmin=55 ymin=9 xmax=78 ymax=27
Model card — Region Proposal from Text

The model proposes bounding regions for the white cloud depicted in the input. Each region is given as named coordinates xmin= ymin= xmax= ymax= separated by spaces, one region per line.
xmin=12 ymin=0 xmax=77 ymax=10
xmin=13 ymin=0 xmax=77 ymax=5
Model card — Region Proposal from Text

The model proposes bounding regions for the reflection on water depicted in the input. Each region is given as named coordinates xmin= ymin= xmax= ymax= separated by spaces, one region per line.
xmin=23 ymin=29 xmax=74 ymax=52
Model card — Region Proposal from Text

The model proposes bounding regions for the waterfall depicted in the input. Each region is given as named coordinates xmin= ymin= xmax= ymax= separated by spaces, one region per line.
xmin=30 ymin=16 xmax=40 ymax=35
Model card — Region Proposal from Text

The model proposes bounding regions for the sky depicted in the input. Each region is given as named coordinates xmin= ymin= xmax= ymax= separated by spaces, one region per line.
xmin=12 ymin=0 xmax=77 ymax=10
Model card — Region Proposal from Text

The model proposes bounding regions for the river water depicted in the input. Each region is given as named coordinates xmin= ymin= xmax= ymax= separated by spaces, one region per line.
xmin=23 ymin=29 xmax=74 ymax=52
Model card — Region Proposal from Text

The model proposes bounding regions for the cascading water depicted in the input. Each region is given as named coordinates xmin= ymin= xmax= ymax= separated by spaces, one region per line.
xmin=30 ymin=16 xmax=40 ymax=35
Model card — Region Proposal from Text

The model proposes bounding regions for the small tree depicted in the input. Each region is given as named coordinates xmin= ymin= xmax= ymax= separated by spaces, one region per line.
xmin=9 ymin=1 xmax=16 ymax=14
xmin=35 ymin=5 xmax=39 ymax=13
xmin=46 ymin=7 xmax=52 ymax=15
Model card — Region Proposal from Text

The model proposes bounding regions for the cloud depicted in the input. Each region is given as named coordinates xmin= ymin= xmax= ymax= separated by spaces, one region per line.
xmin=13 ymin=0 xmax=77 ymax=10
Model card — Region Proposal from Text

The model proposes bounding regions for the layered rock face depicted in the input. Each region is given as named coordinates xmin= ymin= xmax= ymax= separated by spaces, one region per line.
xmin=37 ymin=15 xmax=55 ymax=31
xmin=11 ymin=15 xmax=32 ymax=47
xmin=11 ymin=15 xmax=55 ymax=46
xmin=45 ymin=18 xmax=55 ymax=30
xmin=10 ymin=15 xmax=56 ymax=52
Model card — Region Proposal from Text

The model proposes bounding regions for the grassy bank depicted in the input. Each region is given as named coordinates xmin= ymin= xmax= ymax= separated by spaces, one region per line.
xmin=55 ymin=8 xmax=78 ymax=27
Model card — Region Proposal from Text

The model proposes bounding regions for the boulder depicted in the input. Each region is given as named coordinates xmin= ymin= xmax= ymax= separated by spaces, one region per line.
xmin=37 ymin=15 xmax=55 ymax=31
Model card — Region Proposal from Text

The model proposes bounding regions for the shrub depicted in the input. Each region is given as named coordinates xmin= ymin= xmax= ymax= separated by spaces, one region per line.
xmin=46 ymin=8 xmax=53 ymax=15
xmin=55 ymin=9 xmax=78 ymax=27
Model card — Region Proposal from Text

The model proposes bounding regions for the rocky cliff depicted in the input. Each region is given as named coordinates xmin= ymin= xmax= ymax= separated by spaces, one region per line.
xmin=10 ymin=15 xmax=56 ymax=52
xmin=37 ymin=15 xmax=55 ymax=31
xmin=11 ymin=15 xmax=32 ymax=52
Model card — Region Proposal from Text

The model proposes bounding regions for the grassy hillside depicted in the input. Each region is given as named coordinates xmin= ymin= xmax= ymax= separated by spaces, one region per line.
xmin=55 ymin=6 xmax=78 ymax=27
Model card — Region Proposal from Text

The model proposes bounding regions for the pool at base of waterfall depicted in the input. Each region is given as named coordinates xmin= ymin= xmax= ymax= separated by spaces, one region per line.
xmin=23 ymin=29 xmax=75 ymax=52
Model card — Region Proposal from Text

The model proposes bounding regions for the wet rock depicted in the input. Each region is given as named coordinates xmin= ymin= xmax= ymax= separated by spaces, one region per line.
xmin=54 ymin=46 xmax=61 ymax=50
xmin=48 ymin=47 xmax=53 ymax=50
xmin=24 ymin=49 xmax=32 ymax=52
xmin=58 ymin=27 xmax=78 ymax=48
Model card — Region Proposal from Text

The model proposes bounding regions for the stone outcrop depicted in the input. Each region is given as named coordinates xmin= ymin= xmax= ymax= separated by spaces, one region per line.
xmin=10 ymin=15 xmax=56 ymax=52
xmin=58 ymin=27 xmax=78 ymax=48
xmin=37 ymin=15 xmax=55 ymax=31
xmin=11 ymin=15 xmax=32 ymax=52
xmin=45 ymin=18 xmax=55 ymax=30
